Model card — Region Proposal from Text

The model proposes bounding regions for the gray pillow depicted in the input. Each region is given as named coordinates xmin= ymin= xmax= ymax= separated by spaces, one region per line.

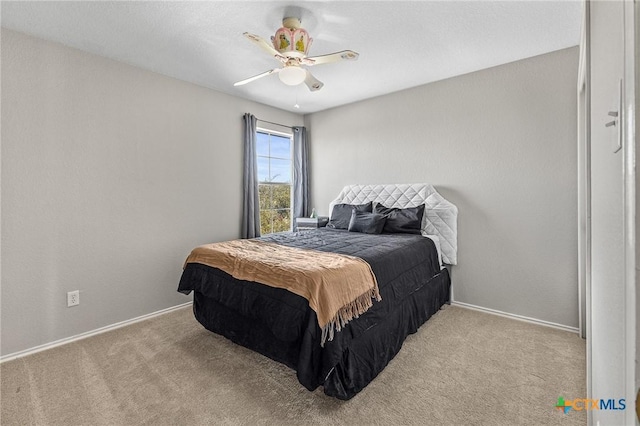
xmin=347 ymin=210 xmax=387 ymax=234
xmin=327 ymin=202 xmax=373 ymax=229
xmin=373 ymin=203 xmax=425 ymax=234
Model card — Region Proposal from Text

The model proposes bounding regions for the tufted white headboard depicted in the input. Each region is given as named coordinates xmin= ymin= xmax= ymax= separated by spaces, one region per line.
xmin=329 ymin=183 xmax=458 ymax=265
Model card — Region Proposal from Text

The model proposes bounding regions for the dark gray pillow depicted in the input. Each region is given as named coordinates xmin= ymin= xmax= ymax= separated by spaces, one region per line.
xmin=347 ymin=210 xmax=387 ymax=234
xmin=373 ymin=203 xmax=425 ymax=234
xmin=327 ymin=202 xmax=373 ymax=229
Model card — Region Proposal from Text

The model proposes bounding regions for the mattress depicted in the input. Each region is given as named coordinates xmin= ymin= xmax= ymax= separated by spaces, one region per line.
xmin=178 ymin=228 xmax=450 ymax=399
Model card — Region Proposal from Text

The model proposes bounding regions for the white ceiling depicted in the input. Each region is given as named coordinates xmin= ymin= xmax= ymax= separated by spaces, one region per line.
xmin=1 ymin=1 xmax=582 ymax=114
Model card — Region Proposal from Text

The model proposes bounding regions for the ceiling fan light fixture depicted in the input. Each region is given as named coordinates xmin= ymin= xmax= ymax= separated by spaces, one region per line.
xmin=278 ymin=66 xmax=306 ymax=86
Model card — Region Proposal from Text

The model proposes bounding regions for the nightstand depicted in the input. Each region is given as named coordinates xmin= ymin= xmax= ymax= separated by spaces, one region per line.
xmin=295 ymin=216 xmax=329 ymax=231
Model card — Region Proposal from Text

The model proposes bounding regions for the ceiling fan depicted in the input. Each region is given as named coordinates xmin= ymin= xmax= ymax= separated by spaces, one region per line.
xmin=234 ymin=17 xmax=359 ymax=91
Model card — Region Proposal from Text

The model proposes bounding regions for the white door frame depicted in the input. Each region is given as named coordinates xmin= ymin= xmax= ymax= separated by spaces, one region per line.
xmin=577 ymin=5 xmax=591 ymax=422
xmin=577 ymin=0 xmax=590 ymax=342
xmin=622 ymin=1 xmax=636 ymax=424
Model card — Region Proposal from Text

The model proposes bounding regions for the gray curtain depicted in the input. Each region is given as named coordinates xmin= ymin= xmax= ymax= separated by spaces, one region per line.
xmin=241 ymin=113 xmax=260 ymax=238
xmin=292 ymin=126 xmax=310 ymax=219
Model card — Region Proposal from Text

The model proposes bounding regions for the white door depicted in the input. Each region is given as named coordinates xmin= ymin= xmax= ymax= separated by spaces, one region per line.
xmin=588 ymin=0 xmax=636 ymax=425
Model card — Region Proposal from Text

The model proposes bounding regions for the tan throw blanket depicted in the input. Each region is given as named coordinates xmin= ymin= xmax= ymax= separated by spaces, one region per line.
xmin=184 ymin=239 xmax=381 ymax=345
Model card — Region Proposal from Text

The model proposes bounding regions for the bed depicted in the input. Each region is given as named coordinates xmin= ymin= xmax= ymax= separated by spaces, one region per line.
xmin=177 ymin=183 xmax=458 ymax=400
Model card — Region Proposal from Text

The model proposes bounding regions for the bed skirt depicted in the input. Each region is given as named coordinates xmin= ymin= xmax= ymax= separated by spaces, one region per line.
xmin=192 ymin=267 xmax=451 ymax=400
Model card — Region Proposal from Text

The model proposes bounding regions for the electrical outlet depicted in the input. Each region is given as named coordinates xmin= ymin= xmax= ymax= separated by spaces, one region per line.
xmin=67 ymin=290 xmax=80 ymax=307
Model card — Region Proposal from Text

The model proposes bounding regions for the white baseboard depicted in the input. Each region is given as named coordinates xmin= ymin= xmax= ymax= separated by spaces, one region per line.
xmin=450 ymin=301 xmax=580 ymax=334
xmin=0 ymin=302 xmax=193 ymax=363
xmin=2 ymin=300 xmax=577 ymax=363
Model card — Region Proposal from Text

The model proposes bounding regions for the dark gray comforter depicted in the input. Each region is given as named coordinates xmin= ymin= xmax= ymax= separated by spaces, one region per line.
xmin=178 ymin=227 xmax=449 ymax=399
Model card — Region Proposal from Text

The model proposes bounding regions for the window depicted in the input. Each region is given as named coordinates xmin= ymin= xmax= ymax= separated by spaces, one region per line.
xmin=257 ymin=129 xmax=293 ymax=234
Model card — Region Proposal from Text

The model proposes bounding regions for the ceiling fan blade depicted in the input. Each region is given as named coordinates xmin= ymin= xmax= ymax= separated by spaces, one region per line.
xmin=234 ymin=69 xmax=280 ymax=86
xmin=304 ymin=70 xmax=324 ymax=92
xmin=243 ymin=33 xmax=286 ymax=63
xmin=305 ymin=50 xmax=359 ymax=66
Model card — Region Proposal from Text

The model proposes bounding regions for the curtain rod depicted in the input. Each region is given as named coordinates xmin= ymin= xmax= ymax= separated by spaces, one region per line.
xmin=256 ymin=118 xmax=296 ymax=130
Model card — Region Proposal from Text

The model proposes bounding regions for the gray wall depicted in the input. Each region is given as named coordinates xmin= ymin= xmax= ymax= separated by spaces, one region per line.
xmin=306 ymin=47 xmax=579 ymax=328
xmin=0 ymin=30 xmax=303 ymax=356
xmin=1 ymin=28 xmax=580 ymax=357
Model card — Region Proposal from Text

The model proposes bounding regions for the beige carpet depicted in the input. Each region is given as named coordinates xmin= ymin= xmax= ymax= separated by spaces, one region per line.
xmin=1 ymin=305 xmax=586 ymax=425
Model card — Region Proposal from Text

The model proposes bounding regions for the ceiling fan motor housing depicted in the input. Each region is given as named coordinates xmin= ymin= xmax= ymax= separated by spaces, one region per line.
xmin=271 ymin=17 xmax=313 ymax=58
